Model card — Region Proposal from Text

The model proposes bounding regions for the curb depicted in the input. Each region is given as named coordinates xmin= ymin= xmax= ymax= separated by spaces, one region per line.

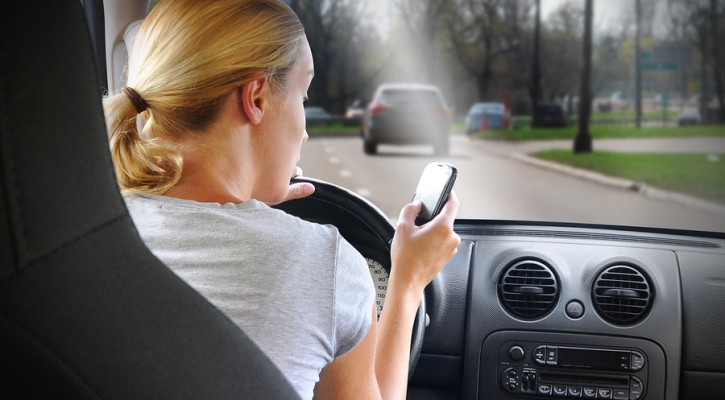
xmin=510 ymin=153 xmax=725 ymax=216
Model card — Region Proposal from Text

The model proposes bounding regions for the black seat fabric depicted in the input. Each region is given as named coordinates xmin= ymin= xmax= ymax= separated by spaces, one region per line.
xmin=0 ymin=2 xmax=299 ymax=399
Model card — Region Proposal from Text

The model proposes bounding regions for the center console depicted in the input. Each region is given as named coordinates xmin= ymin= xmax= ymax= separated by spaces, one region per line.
xmin=479 ymin=331 xmax=665 ymax=399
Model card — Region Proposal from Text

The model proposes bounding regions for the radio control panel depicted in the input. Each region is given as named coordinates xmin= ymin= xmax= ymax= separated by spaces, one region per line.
xmin=496 ymin=341 xmax=647 ymax=399
xmin=479 ymin=331 xmax=666 ymax=400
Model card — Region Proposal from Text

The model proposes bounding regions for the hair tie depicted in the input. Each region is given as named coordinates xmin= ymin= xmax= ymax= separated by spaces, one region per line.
xmin=122 ymin=86 xmax=148 ymax=114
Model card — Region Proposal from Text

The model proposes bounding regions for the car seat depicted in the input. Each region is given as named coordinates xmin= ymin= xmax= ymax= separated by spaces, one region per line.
xmin=0 ymin=2 xmax=299 ymax=399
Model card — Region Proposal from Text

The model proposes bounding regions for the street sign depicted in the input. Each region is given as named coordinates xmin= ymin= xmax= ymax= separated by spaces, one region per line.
xmin=642 ymin=62 xmax=678 ymax=71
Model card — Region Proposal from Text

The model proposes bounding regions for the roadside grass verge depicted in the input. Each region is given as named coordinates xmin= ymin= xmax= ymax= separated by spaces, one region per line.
xmin=474 ymin=125 xmax=725 ymax=141
xmin=306 ymin=122 xmax=361 ymax=137
xmin=532 ymin=149 xmax=725 ymax=204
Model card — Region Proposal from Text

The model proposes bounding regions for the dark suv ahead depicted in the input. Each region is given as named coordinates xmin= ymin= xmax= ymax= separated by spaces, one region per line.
xmin=362 ymin=83 xmax=452 ymax=155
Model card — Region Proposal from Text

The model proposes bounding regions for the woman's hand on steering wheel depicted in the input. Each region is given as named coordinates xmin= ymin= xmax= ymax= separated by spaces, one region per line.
xmin=266 ymin=167 xmax=316 ymax=206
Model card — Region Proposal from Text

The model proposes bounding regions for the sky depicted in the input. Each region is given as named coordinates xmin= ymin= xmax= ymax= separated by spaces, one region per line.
xmin=541 ymin=0 xmax=629 ymax=23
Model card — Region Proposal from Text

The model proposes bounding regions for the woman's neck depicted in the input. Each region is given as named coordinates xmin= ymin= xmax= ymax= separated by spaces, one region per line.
xmin=163 ymin=126 xmax=254 ymax=204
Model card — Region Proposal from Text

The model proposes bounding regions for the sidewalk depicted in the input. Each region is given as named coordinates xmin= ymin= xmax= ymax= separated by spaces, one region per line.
xmin=473 ymin=136 xmax=725 ymax=215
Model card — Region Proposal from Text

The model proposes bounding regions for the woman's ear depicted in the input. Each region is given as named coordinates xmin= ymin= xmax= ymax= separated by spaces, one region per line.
xmin=240 ymin=76 xmax=268 ymax=125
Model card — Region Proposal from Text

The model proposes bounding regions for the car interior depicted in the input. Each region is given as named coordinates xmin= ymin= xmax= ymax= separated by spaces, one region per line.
xmin=3 ymin=1 xmax=724 ymax=400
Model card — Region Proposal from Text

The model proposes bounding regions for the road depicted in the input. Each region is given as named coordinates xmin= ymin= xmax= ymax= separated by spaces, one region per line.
xmin=297 ymin=134 xmax=725 ymax=233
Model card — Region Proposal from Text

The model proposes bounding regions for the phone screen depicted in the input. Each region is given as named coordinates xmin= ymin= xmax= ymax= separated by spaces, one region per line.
xmin=412 ymin=162 xmax=457 ymax=223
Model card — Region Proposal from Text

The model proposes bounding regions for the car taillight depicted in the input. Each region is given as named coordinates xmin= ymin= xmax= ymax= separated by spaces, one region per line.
xmin=369 ymin=102 xmax=386 ymax=117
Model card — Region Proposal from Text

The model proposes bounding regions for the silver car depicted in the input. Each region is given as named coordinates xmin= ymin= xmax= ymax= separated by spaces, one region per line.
xmin=362 ymin=83 xmax=452 ymax=155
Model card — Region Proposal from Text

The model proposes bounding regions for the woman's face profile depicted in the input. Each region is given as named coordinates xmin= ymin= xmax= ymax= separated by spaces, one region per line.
xmin=252 ymin=37 xmax=314 ymax=203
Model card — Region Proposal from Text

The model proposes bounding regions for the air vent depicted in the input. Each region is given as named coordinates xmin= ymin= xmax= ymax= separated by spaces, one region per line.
xmin=592 ymin=264 xmax=653 ymax=325
xmin=498 ymin=260 xmax=559 ymax=319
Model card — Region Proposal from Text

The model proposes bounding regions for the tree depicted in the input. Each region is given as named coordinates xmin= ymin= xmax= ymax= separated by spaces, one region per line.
xmin=444 ymin=0 xmax=531 ymax=101
xmin=667 ymin=0 xmax=725 ymax=122
xmin=541 ymin=2 xmax=583 ymax=107
xmin=291 ymin=0 xmax=401 ymax=113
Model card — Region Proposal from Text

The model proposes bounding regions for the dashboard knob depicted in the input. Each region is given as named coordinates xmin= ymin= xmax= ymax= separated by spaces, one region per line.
xmin=509 ymin=345 xmax=525 ymax=361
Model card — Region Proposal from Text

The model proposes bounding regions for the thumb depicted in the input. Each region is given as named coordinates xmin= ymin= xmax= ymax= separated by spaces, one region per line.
xmin=397 ymin=200 xmax=422 ymax=228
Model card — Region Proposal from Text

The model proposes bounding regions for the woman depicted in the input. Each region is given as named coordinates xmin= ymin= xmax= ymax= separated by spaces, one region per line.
xmin=104 ymin=0 xmax=460 ymax=398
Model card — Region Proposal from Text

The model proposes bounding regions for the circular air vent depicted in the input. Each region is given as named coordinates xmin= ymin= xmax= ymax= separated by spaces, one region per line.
xmin=498 ymin=259 xmax=559 ymax=319
xmin=592 ymin=264 xmax=653 ymax=325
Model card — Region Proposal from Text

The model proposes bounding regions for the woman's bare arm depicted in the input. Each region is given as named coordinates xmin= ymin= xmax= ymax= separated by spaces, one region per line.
xmin=314 ymin=193 xmax=460 ymax=399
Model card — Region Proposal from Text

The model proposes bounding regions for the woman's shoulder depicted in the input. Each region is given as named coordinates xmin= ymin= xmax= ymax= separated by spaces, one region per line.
xmin=124 ymin=193 xmax=342 ymax=245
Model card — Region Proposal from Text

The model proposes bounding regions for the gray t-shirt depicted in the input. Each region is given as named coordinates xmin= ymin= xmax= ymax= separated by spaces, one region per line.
xmin=124 ymin=194 xmax=374 ymax=399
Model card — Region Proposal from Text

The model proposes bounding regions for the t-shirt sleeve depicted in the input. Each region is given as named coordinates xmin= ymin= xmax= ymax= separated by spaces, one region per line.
xmin=333 ymin=235 xmax=375 ymax=357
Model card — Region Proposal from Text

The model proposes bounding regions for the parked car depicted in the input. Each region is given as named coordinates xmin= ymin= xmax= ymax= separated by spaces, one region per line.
xmin=534 ymin=103 xmax=568 ymax=128
xmin=677 ymin=108 xmax=701 ymax=126
xmin=465 ymin=102 xmax=506 ymax=134
xmin=362 ymin=83 xmax=452 ymax=155
xmin=304 ymin=106 xmax=331 ymax=127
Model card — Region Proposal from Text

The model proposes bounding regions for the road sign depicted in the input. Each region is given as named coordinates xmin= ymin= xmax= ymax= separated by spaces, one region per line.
xmin=642 ymin=62 xmax=678 ymax=71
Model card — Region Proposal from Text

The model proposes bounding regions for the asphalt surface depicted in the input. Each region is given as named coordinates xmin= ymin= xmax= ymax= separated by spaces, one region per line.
xmin=299 ymin=134 xmax=725 ymax=232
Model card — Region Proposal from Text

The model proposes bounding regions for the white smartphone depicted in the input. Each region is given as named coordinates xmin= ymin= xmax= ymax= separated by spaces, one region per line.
xmin=412 ymin=162 xmax=457 ymax=225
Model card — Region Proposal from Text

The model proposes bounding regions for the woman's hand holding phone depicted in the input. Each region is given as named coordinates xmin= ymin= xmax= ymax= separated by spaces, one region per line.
xmin=389 ymin=162 xmax=460 ymax=296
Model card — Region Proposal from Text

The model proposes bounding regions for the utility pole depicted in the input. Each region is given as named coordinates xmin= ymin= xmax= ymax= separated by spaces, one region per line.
xmin=711 ymin=0 xmax=725 ymax=121
xmin=574 ymin=0 xmax=593 ymax=153
xmin=531 ymin=0 xmax=542 ymax=127
xmin=635 ymin=0 xmax=642 ymax=128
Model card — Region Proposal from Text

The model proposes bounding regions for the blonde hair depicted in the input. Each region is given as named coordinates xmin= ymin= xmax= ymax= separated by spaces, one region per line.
xmin=104 ymin=0 xmax=306 ymax=194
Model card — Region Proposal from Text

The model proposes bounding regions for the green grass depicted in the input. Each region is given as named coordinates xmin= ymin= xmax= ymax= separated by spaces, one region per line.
xmin=533 ymin=150 xmax=725 ymax=203
xmin=475 ymin=125 xmax=725 ymax=141
xmin=575 ymin=110 xmax=679 ymax=120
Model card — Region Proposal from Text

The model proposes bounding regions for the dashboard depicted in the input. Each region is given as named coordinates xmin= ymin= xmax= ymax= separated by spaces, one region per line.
xmin=276 ymin=177 xmax=725 ymax=399
xmin=410 ymin=220 xmax=725 ymax=400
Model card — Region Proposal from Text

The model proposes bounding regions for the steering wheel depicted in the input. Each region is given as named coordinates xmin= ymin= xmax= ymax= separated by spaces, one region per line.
xmin=274 ymin=177 xmax=425 ymax=379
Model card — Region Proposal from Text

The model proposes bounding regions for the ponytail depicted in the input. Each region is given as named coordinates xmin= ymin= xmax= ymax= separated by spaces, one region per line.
xmin=103 ymin=0 xmax=305 ymax=195
xmin=104 ymin=92 xmax=182 ymax=194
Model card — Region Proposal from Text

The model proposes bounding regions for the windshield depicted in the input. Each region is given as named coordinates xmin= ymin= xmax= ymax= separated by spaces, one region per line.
xmin=293 ymin=0 xmax=724 ymax=233
xmin=144 ymin=0 xmax=725 ymax=233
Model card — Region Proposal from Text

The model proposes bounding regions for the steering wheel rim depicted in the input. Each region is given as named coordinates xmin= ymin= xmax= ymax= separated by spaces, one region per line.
xmin=273 ymin=177 xmax=425 ymax=380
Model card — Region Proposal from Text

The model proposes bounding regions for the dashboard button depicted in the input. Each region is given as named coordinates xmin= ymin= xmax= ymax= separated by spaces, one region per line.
xmin=630 ymin=377 xmax=644 ymax=399
xmin=613 ymin=389 xmax=629 ymax=400
xmin=508 ymin=345 xmax=525 ymax=361
xmin=631 ymin=351 xmax=645 ymax=371
xmin=501 ymin=368 xmax=519 ymax=393
xmin=534 ymin=346 xmax=546 ymax=365
xmin=598 ymin=388 xmax=613 ymax=399
xmin=538 ymin=383 xmax=552 ymax=395
xmin=546 ymin=346 xmax=558 ymax=365
xmin=582 ymin=387 xmax=597 ymax=398
xmin=568 ymin=386 xmax=582 ymax=397
xmin=553 ymin=384 xmax=567 ymax=396
xmin=565 ymin=300 xmax=585 ymax=318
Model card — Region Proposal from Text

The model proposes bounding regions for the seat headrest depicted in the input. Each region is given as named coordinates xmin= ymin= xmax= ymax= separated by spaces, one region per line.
xmin=0 ymin=0 xmax=126 ymax=275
